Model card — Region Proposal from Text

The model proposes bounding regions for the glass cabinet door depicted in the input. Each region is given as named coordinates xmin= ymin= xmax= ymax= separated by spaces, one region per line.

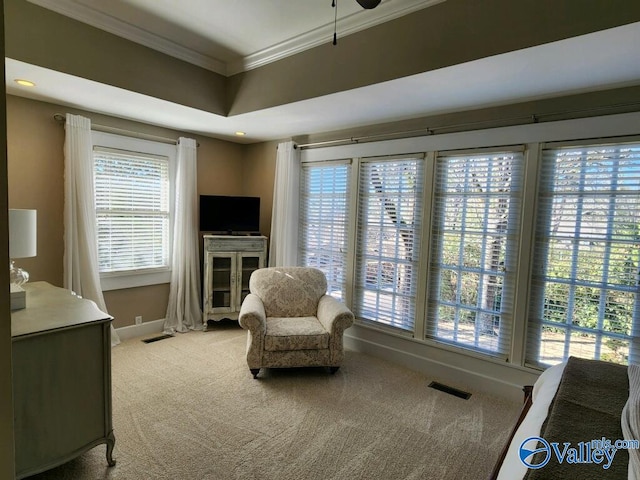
xmin=206 ymin=252 xmax=236 ymax=312
xmin=238 ymin=253 xmax=263 ymax=307
xmin=202 ymin=236 xmax=267 ymax=325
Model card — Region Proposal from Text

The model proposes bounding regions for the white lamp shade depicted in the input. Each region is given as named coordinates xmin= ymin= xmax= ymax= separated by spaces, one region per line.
xmin=9 ymin=209 xmax=37 ymax=259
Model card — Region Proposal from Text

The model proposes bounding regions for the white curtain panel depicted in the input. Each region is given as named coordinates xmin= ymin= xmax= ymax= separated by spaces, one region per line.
xmin=269 ymin=141 xmax=300 ymax=267
xmin=63 ymin=114 xmax=121 ymax=346
xmin=164 ymin=137 xmax=202 ymax=333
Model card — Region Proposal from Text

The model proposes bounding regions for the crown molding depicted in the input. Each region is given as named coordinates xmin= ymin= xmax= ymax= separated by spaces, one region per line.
xmin=27 ymin=0 xmax=229 ymax=75
xmin=27 ymin=0 xmax=445 ymax=77
xmin=228 ymin=0 xmax=446 ymax=75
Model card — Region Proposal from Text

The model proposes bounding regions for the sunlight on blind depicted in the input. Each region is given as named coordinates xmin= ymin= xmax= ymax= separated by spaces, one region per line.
xmin=299 ymin=161 xmax=351 ymax=299
xmin=94 ymin=147 xmax=170 ymax=274
xmin=527 ymin=142 xmax=640 ymax=367
xmin=354 ymin=157 xmax=424 ymax=332
xmin=427 ymin=151 xmax=523 ymax=357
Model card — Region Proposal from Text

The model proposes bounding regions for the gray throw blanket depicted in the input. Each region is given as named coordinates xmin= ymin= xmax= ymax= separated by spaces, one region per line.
xmin=525 ymin=356 xmax=629 ymax=480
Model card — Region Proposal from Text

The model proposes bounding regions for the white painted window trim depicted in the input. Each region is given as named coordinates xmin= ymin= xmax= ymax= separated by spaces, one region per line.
xmin=92 ymin=131 xmax=176 ymax=291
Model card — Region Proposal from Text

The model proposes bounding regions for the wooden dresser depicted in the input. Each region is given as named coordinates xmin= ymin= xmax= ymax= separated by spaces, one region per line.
xmin=11 ymin=282 xmax=116 ymax=479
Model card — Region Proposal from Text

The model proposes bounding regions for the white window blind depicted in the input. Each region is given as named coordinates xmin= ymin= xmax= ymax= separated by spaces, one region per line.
xmin=427 ymin=151 xmax=523 ymax=357
xmin=299 ymin=160 xmax=351 ymax=299
xmin=354 ymin=156 xmax=424 ymax=332
xmin=94 ymin=147 xmax=171 ymax=275
xmin=527 ymin=141 xmax=640 ymax=367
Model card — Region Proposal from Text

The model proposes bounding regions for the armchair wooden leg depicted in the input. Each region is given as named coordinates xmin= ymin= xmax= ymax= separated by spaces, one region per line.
xmin=329 ymin=366 xmax=339 ymax=374
xmin=250 ymin=368 xmax=260 ymax=379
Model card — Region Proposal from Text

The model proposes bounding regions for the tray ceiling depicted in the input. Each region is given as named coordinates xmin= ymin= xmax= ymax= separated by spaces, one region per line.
xmin=27 ymin=0 xmax=444 ymax=75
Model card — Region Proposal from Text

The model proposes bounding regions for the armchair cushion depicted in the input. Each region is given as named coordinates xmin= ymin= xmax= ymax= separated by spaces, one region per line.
xmin=264 ymin=317 xmax=329 ymax=351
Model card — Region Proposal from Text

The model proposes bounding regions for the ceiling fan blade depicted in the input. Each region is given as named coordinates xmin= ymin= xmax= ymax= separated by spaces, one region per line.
xmin=356 ymin=0 xmax=382 ymax=9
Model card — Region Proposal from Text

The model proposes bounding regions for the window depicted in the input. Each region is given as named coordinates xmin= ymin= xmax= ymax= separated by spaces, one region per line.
xmin=92 ymin=132 xmax=175 ymax=290
xmin=299 ymin=160 xmax=351 ymax=299
xmin=527 ymin=141 xmax=640 ymax=367
xmin=427 ymin=150 xmax=524 ymax=357
xmin=297 ymin=114 xmax=640 ymax=372
xmin=354 ymin=156 xmax=424 ymax=332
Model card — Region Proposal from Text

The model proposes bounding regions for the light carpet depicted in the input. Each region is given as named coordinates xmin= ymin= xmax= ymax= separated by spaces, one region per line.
xmin=28 ymin=321 xmax=520 ymax=480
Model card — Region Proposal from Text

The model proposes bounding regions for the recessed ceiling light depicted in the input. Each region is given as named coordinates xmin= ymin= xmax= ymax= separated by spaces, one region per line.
xmin=14 ymin=79 xmax=36 ymax=87
xmin=235 ymin=131 xmax=246 ymax=136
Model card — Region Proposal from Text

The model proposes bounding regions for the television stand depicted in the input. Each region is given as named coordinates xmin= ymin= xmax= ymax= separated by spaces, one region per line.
xmin=202 ymin=235 xmax=267 ymax=326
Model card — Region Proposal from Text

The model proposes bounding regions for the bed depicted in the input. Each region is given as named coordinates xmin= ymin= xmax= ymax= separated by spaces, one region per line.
xmin=490 ymin=356 xmax=640 ymax=480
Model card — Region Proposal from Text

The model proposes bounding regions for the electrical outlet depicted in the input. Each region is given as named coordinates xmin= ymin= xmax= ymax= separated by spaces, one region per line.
xmin=135 ymin=315 xmax=143 ymax=325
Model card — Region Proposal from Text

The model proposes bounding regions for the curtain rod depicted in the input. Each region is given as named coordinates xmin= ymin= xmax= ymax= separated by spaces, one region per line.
xmin=295 ymin=101 xmax=640 ymax=150
xmin=53 ymin=113 xmax=181 ymax=146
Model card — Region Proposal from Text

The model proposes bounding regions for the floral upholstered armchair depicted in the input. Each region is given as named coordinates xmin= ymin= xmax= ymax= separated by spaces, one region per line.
xmin=238 ymin=267 xmax=354 ymax=378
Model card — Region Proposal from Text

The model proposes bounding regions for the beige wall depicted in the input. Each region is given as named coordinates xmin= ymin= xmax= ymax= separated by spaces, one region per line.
xmin=104 ymin=284 xmax=170 ymax=328
xmin=6 ymin=95 xmax=246 ymax=328
xmin=7 ymin=96 xmax=65 ymax=285
xmin=242 ymin=141 xmax=278 ymax=240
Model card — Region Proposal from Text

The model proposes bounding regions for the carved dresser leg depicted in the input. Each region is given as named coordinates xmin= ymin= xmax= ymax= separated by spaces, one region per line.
xmin=106 ymin=431 xmax=116 ymax=466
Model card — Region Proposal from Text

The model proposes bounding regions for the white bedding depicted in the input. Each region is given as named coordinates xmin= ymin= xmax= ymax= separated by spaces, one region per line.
xmin=496 ymin=362 xmax=567 ymax=480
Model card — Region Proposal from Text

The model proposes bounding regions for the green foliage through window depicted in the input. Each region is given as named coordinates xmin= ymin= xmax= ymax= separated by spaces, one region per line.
xmin=528 ymin=143 xmax=640 ymax=366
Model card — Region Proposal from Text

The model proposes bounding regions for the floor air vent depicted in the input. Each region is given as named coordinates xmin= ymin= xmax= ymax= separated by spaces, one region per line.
xmin=142 ymin=334 xmax=173 ymax=344
xmin=428 ymin=381 xmax=472 ymax=400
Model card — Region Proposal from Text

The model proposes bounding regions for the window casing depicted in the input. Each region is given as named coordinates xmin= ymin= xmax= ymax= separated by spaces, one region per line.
xmin=527 ymin=141 xmax=640 ymax=367
xmin=92 ymin=132 xmax=175 ymax=291
xmin=299 ymin=160 xmax=351 ymax=299
xmin=427 ymin=150 xmax=524 ymax=357
xmin=297 ymin=114 xmax=640 ymax=372
xmin=354 ymin=156 xmax=424 ymax=332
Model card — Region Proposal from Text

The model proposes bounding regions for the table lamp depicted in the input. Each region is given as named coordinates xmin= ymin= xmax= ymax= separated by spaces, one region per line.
xmin=9 ymin=209 xmax=37 ymax=310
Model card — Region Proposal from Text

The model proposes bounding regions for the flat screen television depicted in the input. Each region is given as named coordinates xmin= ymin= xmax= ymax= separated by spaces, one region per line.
xmin=199 ymin=195 xmax=260 ymax=234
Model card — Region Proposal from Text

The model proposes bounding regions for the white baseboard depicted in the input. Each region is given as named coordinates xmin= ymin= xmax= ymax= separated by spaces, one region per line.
xmin=344 ymin=325 xmax=540 ymax=402
xmin=116 ymin=318 xmax=165 ymax=342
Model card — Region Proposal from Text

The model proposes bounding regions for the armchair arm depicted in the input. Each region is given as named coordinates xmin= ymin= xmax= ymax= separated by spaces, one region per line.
xmin=317 ymin=295 xmax=354 ymax=335
xmin=238 ymin=293 xmax=267 ymax=335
